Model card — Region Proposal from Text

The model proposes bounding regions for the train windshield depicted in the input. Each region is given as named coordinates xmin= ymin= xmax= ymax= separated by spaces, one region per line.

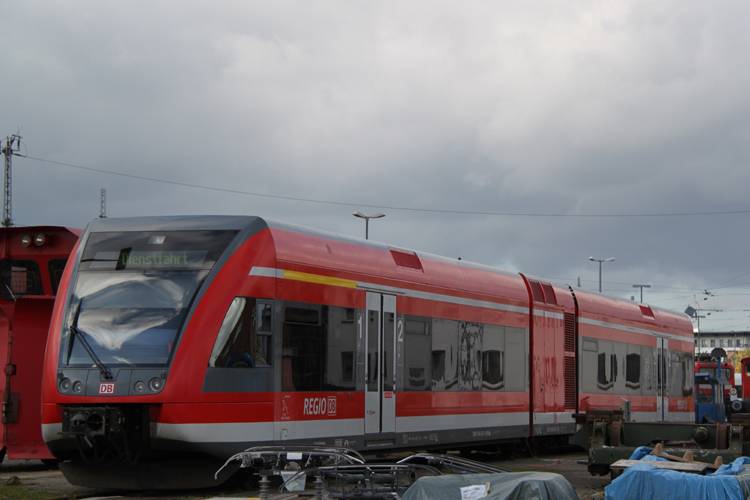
xmin=62 ymin=230 xmax=238 ymax=367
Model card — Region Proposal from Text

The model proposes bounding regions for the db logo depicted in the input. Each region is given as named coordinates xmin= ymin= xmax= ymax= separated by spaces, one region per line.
xmin=99 ymin=383 xmax=115 ymax=395
xmin=327 ymin=396 xmax=336 ymax=415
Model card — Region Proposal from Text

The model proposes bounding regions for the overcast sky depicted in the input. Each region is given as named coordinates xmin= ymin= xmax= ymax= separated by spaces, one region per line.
xmin=3 ymin=1 xmax=750 ymax=332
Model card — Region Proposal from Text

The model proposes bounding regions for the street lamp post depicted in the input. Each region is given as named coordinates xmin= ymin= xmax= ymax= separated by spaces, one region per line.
xmin=589 ymin=256 xmax=615 ymax=293
xmin=353 ymin=212 xmax=385 ymax=240
xmin=633 ymin=284 xmax=651 ymax=303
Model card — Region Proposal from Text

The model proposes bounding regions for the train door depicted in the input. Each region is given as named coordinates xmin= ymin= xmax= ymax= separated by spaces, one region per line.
xmin=656 ymin=337 xmax=668 ymax=420
xmin=364 ymin=292 xmax=396 ymax=434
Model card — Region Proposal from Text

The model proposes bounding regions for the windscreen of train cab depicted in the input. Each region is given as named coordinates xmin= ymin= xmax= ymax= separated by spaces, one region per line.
xmin=61 ymin=230 xmax=238 ymax=367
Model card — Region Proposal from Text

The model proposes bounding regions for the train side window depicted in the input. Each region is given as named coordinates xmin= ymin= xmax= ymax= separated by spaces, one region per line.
xmin=327 ymin=306 xmax=357 ymax=390
xmin=0 ymin=259 xmax=43 ymax=300
xmin=209 ymin=297 xmax=271 ymax=368
xmin=638 ymin=346 xmax=653 ymax=393
xmin=282 ymin=304 xmax=323 ymax=391
xmin=431 ymin=318 xmax=457 ymax=391
xmin=257 ymin=302 xmax=272 ymax=333
xmin=404 ymin=316 xmax=431 ymax=391
xmin=625 ymin=353 xmax=641 ymax=388
xmin=281 ymin=302 xmax=358 ymax=391
xmin=482 ymin=350 xmax=503 ymax=389
xmin=458 ymin=322 xmax=483 ymax=392
xmin=597 ymin=352 xmax=616 ymax=390
xmin=583 ymin=341 xmax=598 ymax=352
xmin=341 ymin=352 xmax=354 ymax=381
xmin=674 ymin=353 xmax=693 ymax=397
xmin=482 ymin=324 xmax=505 ymax=391
xmin=504 ymin=328 xmax=526 ymax=392
xmin=682 ymin=355 xmax=693 ymax=397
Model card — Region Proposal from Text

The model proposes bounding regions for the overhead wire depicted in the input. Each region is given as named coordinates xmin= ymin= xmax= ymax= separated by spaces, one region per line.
xmin=707 ymin=271 xmax=750 ymax=291
xmin=23 ymin=155 xmax=750 ymax=327
xmin=24 ymin=155 xmax=750 ymax=219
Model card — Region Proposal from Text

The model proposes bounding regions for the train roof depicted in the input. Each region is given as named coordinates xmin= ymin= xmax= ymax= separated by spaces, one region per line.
xmin=83 ymin=215 xmax=529 ymax=303
xmin=573 ymin=286 xmax=693 ymax=335
xmin=85 ymin=215 xmax=513 ymax=276
xmin=83 ymin=215 xmax=523 ymax=282
xmin=81 ymin=216 xmax=692 ymax=329
xmin=265 ymin=218 xmax=520 ymax=277
xmin=85 ymin=215 xmax=255 ymax=232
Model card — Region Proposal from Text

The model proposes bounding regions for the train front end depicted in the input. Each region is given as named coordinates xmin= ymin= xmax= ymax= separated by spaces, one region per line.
xmin=40 ymin=216 xmax=258 ymax=489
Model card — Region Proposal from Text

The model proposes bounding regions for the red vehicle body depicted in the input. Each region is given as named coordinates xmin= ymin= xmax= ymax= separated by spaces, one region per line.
xmin=0 ymin=226 xmax=80 ymax=462
xmin=695 ymin=360 xmax=734 ymax=398
xmin=740 ymin=358 xmax=750 ymax=400
xmin=40 ymin=216 xmax=694 ymax=488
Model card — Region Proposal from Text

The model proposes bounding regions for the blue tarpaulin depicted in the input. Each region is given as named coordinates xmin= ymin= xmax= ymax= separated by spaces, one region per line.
xmin=629 ymin=446 xmax=669 ymax=462
xmin=713 ymin=457 xmax=750 ymax=476
xmin=605 ymin=458 xmax=747 ymax=500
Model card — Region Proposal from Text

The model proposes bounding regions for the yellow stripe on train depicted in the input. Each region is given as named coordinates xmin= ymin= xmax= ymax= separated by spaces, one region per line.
xmin=282 ymin=270 xmax=358 ymax=289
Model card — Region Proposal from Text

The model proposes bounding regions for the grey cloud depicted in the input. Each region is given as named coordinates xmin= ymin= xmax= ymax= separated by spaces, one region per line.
xmin=3 ymin=0 xmax=750 ymax=330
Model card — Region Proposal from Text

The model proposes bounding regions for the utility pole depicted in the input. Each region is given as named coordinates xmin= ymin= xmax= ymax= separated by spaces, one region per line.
xmin=100 ymin=188 xmax=107 ymax=218
xmin=633 ymin=284 xmax=651 ymax=303
xmin=589 ymin=256 xmax=615 ymax=293
xmin=1 ymin=134 xmax=24 ymax=227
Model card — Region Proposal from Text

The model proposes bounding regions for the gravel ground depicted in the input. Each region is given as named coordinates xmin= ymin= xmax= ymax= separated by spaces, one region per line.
xmin=0 ymin=451 xmax=611 ymax=500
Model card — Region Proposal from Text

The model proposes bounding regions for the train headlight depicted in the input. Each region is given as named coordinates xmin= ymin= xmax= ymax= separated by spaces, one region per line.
xmin=21 ymin=235 xmax=32 ymax=247
xmin=134 ymin=381 xmax=146 ymax=393
xmin=35 ymin=233 xmax=46 ymax=246
xmin=148 ymin=378 xmax=163 ymax=392
xmin=59 ymin=378 xmax=71 ymax=392
xmin=72 ymin=381 xmax=83 ymax=393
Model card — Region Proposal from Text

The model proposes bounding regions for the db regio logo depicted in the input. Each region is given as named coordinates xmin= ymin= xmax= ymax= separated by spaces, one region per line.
xmin=303 ymin=396 xmax=337 ymax=416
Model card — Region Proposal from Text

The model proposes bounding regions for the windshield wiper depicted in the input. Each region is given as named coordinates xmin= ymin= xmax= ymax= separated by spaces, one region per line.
xmin=67 ymin=299 xmax=113 ymax=380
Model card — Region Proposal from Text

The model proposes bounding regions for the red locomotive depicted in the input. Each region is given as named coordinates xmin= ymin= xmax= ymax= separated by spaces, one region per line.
xmin=695 ymin=357 xmax=736 ymax=412
xmin=0 ymin=226 xmax=80 ymax=462
xmin=40 ymin=216 xmax=694 ymax=488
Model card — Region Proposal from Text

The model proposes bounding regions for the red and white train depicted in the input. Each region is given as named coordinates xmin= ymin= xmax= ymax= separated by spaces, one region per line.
xmin=40 ymin=216 xmax=694 ymax=488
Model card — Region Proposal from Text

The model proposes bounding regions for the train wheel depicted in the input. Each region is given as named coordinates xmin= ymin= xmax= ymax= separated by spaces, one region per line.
xmin=0 ymin=446 xmax=5 ymax=464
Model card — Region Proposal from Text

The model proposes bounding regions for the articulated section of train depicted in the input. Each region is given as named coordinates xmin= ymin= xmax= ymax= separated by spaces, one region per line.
xmin=39 ymin=216 xmax=694 ymax=488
